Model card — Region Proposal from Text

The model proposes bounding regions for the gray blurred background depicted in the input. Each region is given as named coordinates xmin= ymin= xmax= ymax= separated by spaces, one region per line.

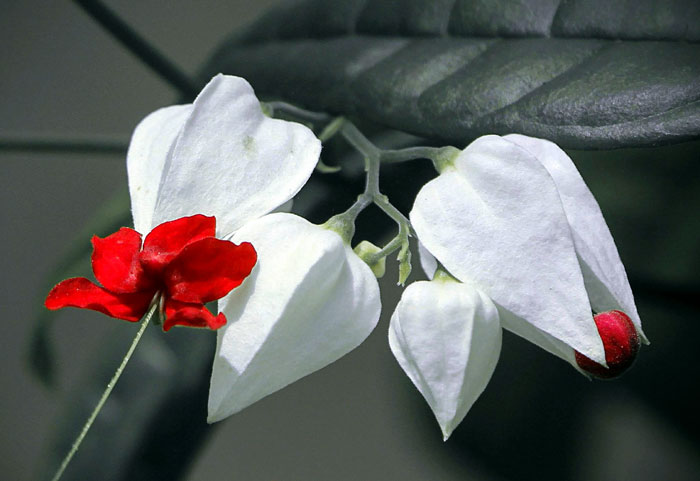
xmin=2 ymin=1 xmax=699 ymax=480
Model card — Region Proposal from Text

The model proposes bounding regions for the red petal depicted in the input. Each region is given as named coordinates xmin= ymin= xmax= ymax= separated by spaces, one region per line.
xmin=45 ymin=278 xmax=154 ymax=322
xmin=164 ymin=238 xmax=256 ymax=304
xmin=140 ymin=215 xmax=216 ymax=275
xmin=162 ymin=299 xmax=227 ymax=331
xmin=92 ymin=228 xmax=153 ymax=293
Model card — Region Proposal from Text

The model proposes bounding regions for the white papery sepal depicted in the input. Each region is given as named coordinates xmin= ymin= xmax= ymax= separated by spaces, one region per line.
xmin=417 ymin=241 xmax=438 ymax=280
xmin=127 ymin=75 xmax=320 ymax=236
xmin=419 ymin=242 xmax=577 ymax=365
xmin=503 ymin=134 xmax=646 ymax=344
xmin=389 ymin=275 xmax=501 ymax=440
xmin=153 ymin=75 xmax=321 ymax=236
xmin=126 ymin=104 xmax=192 ymax=234
xmin=208 ymin=213 xmax=381 ymax=422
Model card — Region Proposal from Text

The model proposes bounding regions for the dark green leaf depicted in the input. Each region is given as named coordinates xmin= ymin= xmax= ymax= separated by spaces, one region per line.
xmin=206 ymin=0 xmax=700 ymax=149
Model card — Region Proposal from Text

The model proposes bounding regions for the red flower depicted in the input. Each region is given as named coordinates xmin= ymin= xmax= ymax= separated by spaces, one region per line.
xmin=45 ymin=215 xmax=257 ymax=331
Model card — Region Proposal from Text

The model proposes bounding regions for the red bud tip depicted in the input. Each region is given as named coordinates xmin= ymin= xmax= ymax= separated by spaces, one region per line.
xmin=575 ymin=310 xmax=640 ymax=379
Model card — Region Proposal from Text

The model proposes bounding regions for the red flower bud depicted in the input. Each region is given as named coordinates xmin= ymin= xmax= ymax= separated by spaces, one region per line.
xmin=575 ymin=310 xmax=640 ymax=379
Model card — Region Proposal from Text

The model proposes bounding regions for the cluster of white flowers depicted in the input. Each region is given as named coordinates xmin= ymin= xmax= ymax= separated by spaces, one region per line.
xmin=127 ymin=75 xmax=646 ymax=438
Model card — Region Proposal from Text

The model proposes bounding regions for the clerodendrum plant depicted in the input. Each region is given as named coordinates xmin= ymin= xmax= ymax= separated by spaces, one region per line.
xmin=44 ymin=74 xmax=646 ymax=479
xmin=41 ymin=0 xmax=700 ymax=476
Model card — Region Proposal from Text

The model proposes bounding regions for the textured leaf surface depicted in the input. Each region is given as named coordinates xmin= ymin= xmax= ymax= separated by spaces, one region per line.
xmin=206 ymin=0 xmax=700 ymax=149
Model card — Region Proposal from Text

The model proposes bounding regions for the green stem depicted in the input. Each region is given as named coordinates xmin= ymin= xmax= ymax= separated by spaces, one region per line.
xmin=373 ymin=193 xmax=414 ymax=236
xmin=267 ymin=102 xmax=429 ymax=280
xmin=366 ymin=234 xmax=403 ymax=265
xmin=340 ymin=122 xmax=380 ymax=159
xmin=340 ymin=121 xmax=413 ymax=237
xmin=326 ymin=122 xmax=381 ymax=227
xmin=380 ymin=146 xmax=442 ymax=163
xmin=318 ymin=117 xmax=345 ymax=143
xmin=265 ymin=101 xmax=331 ymax=124
xmin=338 ymin=123 xmax=413 ymax=282
xmin=381 ymin=145 xmax=461 ymax=170
xmin=51 ymin=303 xmax=157 ymax=481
